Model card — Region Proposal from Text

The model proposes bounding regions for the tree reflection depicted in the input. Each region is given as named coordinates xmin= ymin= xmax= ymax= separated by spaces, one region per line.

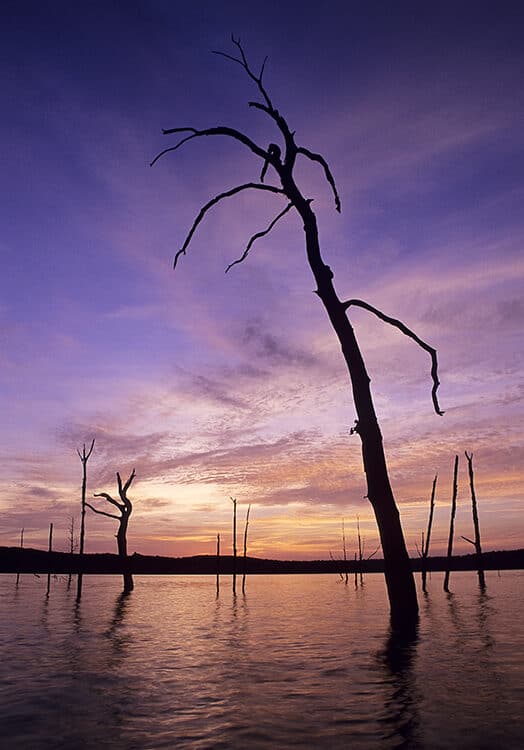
xmin=379 ymin=622 xmax=423 ymax=749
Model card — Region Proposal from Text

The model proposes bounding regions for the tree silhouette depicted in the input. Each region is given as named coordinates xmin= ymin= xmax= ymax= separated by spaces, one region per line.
xmin=461 ymin=451 xmax=486 ymax=590
xmin=152 ymin=38 xmax=444 ymax=627
xmin=444 ymin=455 xmax=459 ymax=593
xmin=415 ymin=474 xmax=437 ymax=593
xmin=87 ymin=469 xmax=136 ymax=593
xmin=76 ymin=437 xmax=95 ymax=601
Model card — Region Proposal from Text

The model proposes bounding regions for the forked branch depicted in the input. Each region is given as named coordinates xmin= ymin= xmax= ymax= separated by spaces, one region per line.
xmin=343 ymin=298 xmax=443 ymax=415
xmin=150 ymin=126 xmax=269 ymax=167
xmin=213 ymin=34 xmax=273 ymax=111
xmin=174 ymin=183 xmax=285 ymax=268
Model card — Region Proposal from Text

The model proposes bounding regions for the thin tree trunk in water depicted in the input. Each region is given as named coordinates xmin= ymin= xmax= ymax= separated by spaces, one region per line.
xmin=357 ymin=515 xmax=364 ymax=586
xmin=342 ymin=519 xmax=348 ymax=584
xmin=231 ymin=497 xmax=237 ymax=595
xmin=422 ymin=474 xmax=437 ymax=592
xmin=76 ymin=439 xmax=95 ymax=601
xmin=46 ymin=522 xmax=53 ymax=598
xmin=444 ymin=455 xmax=459 ymax=592
xmin=216 ymin=533 xmax=220 ymax=595
xmin=353 ymin=552 xmax=358 ymax=588
xmin=463 ymin=451 xmax=486 ymax=590
xmin=242 ymin=504 xmax=251 ymax=595
xmin=16 ymin=527 xmax=24 ymax=587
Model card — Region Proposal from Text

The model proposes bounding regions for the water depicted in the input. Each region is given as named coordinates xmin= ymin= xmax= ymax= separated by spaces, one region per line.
xmin=1 ymin=572 xmax=523 ymax=749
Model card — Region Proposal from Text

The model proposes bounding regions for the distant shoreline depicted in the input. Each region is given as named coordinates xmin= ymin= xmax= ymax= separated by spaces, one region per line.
xmin=1 ymin=546 xmax=523 ymax=575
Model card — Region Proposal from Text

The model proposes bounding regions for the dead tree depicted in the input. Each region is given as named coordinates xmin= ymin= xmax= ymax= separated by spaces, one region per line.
xmin=443 ymin=456 xmax=459 ymax=593
xmin=86 ymin=469 xmax=136 ymax=593
xmin=16 ymin=527 xmax=24 ymax=587
xmin=231 ymin=497 xmax=237 ymax=595
xmin=418 ymin=474 xmax=437 ymax=593
xmin=67 ymin=516 xmax=77 ymax=588
xmin=357 ymin=516 xmax=364 ymax=585
xmin=46 ymin=522 xmax=53 ymax=598
xmin=342 ymin=519 xmax=349 ymax=584
xmin=76 ymin=438 xmax=95 ymax=600
xmin=242 ymin=504 xmax=251 ymax=594
xmin=152 ymin=38 xmax=445 ymax=627
xmin=216 ymin=533 xmax=220 ymax=595
xmin=461 ymin=451 xmax=486 ymax=590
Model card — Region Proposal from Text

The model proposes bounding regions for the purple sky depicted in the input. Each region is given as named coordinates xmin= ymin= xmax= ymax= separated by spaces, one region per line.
xmin=1 ymin=2 xmax=523 ymax=559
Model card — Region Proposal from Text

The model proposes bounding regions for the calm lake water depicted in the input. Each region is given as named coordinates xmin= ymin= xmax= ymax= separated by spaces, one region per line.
xmin=1 ymin=571 xmax=523 ymax=749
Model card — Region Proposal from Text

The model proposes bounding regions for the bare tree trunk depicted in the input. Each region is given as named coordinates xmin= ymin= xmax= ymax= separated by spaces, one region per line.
xmin=444 ymin=456 xmax=459 ymax=592
xmin=231 ymin=497 xmax=237 ymax=595
xmin=67 ymin=516 xmax=75 ymax=588
xmin=342 ymin=519 xmax=349 ymax=584
xmin=46 ymin=522 xmax=53 ymax=598
xmin=242 ymin=504 xmax=251 ymax=595
xmin=353 ymin=552 xmax=358 ymax=588
xmin=216 ymin=533 xmax=220 ymax=595
xmin=357 ymin=515 xmax=364 ymax=586
xmin=16 ymin=527 xmax=24 ymax=587
xmin=421 ymin=474 xmax=437 ymax=592
xmin=76 ymin=438 xmax=95 ymax=601
xmin=462 ymin=452 xmax=486 ymax=590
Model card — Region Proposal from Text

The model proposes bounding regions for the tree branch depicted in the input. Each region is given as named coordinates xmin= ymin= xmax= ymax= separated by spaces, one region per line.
xmin=461 ymin=535 xmax=476 ymax=546
xmin=174 ymin=183 xmax=285 ymax=269
xmin=85 ymin=503 xmax=119 ymax=520
xmin=213 ymin=35 xmax=273 ymax=110
xmin=150 ymin=126 xmax=269 ymax=167
xmin=297 ymin=147 xmax=341 ymax=212
xmin=343 ymin=299 xmax=444 ymax=416
xmin=93 ymin=492 xmax=123 ymax=511
xmin=225 ymin=201 xmax=294 ymax=273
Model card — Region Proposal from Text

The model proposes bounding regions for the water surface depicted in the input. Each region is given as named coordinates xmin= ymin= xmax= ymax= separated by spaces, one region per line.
xmin=1 ymin=572 xmax=523 ymax=748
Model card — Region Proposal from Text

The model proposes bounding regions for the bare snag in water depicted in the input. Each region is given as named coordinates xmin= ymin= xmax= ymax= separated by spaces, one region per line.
xmin=87 ymin=469 xmax=136 ymax=593
xmin=152 ymin=37 xmax=446 ymax=626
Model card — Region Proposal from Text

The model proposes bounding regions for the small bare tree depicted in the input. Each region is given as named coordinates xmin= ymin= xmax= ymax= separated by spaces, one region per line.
xmin=152 ymin=38 xmax=444 ymax=626
xmin=416 ymin=474 xmax=437 ymax=593
xmin=87 ymin=469 xmax=136 ymax=593
xmin=67 ymin=516 xmax=77 ymax=588
xmin=16 ymin=527 xmax=24 ymax=587
xmin=461 ymin=451 xmax=486 ymax=590
xmin=242 ymin=504 xmax=251 ymax=594
xmin=443 ymin=456 xmax=459 ymax=593
xmin=231 ymin=496 xmax=237 ymax=595
xmin=76 ymin=438 xmax=95 ymax=600
xmin=216 ymin=533 xmax=221 ymax=595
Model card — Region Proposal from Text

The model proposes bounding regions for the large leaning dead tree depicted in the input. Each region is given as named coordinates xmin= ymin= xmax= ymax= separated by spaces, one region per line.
xmin=152 ymin=37 xmax=444 ymax=627
xmin=87 ymin=469 xmax=136 ymax=593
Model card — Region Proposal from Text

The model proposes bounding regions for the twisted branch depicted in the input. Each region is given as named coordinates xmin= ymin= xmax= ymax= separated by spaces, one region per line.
xmin=343 ymin=298 xmax=444 ymax=416
xmin=225 ymin=201 xmax=294 ymax=273
xmin=174 ymin=183 xmax=285 ymax=268
xmin=297 ymin=147 xmax=341 ymax=212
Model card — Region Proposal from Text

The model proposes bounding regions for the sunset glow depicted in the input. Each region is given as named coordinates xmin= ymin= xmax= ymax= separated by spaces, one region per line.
xmin=2 ymin=3 xmax=523 ymax=561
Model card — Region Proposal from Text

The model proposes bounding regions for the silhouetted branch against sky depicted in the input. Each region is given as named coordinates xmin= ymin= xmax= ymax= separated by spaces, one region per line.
xmin=153 ymin=37 xmax=341 ymax=269
xmin=343 ymin=299 xmax=443 ymax=416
